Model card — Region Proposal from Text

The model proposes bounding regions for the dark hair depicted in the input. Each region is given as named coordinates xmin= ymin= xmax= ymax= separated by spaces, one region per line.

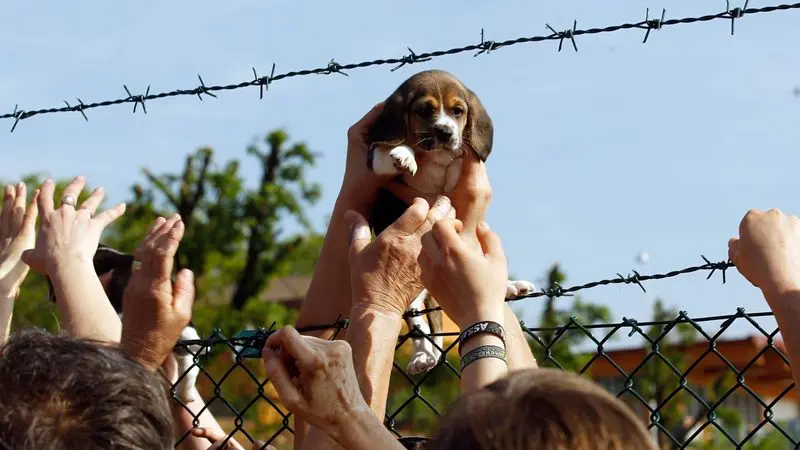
xmin=428 ymin=369 xmax=656 ymax=450
xmin=0 ymin=329 xmax=174 ymax=450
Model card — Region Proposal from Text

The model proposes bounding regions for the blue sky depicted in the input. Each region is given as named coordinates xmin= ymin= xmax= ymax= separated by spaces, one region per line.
xmin=1 ymin=0 xmax=798 ymax=343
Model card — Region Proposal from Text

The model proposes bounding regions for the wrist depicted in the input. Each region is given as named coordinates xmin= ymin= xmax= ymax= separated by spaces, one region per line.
xmin=455 ymin=304 xmax=505 ymax=330
xmin=331 ymin=403 xmax=384 ymax=448
xmin=47 ymin=254 xmax=94 ymax=279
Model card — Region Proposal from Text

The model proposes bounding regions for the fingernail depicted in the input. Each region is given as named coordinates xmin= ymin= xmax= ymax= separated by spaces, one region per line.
xmin=17 ymin=182 xmax=24 ymax=189
xmin=173 ymin=213 xmax=181 ymax=221
xmin=353 ymin=223 xmax=370 ymax=241
xmin=432 ymin=196 xmax=451 ymax=219
xmin=479 ymin=221 xmax=490 ymax=231
xmin=44 ymin=178 xmax=53 ymax=185
xmin=94 ymin=186 xmax=103 ymax=193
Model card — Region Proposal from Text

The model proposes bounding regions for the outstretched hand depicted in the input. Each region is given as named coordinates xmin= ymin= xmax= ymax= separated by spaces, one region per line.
xmin=0 ymin=183 xmax=38 ymax=298
xmin=121 ymin=214 xmax=194 ymax=371
xmin=22 ymin=176 xmax=126 ymax=274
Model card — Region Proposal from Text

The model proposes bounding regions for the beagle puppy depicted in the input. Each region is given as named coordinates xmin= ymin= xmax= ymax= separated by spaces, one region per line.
xmin=367 ymin=69 xmax=535 ymax=375
xmin=46 ymin=245 xmax=207 ymax=403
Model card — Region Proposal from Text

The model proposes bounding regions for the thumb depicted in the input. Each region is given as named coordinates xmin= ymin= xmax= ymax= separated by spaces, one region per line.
xmin=477 ymin=222 xmax=504 ymax=262
xmin=728 ymin=238 xmax=740 ymax=264
xmin=173 ymin=269 xmax=195 ymax=318
xmin=344 ymin=210 xmax=371 ymax=256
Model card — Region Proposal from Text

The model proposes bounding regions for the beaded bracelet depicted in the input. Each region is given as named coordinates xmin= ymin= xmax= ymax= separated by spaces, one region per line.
xmin=460 ymin=345 xmax=507 ymax=371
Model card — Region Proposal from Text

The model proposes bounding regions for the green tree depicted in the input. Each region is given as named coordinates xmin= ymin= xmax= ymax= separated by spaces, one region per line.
xmin=532 ymin=263 xmax=612 ymax=371
xmin=108 ymin=129 xmax=321 ymax=310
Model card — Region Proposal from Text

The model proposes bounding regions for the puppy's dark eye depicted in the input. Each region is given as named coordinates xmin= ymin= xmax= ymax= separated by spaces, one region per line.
xmin=452 ymin=106 xmax=465 ymax=117
xmin=416 ymin=105 xmax=435 ymax=117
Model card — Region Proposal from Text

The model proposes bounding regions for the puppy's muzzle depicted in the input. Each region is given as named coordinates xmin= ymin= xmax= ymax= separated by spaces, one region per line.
xmin=431 ymin=124 xmax=459 ymax=150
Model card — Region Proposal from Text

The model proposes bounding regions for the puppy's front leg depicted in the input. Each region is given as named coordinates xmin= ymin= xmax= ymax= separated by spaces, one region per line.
xmin=369 ymin=144 xmax=418 ymax=176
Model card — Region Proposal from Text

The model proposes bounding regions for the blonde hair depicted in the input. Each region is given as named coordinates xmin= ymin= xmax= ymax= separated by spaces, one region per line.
xmin=428 ymin=368 xmax=656 ymax=450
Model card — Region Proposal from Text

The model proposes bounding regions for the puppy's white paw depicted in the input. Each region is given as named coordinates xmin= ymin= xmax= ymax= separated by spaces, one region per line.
xmin=506 ymin=280 xmax=536 ymax=298
xmin=407 ymin=350 xmax=438 ymax=376
xmin=390 ymin=146 xmax=417 ymax=176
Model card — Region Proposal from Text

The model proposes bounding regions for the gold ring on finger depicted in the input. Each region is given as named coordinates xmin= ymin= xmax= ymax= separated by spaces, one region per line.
xmin=132 ymin=260 xmax=142 ymax=272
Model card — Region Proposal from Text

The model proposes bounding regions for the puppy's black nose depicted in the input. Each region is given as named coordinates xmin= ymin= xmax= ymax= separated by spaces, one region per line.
xmin=433 ymin=126 xmax=454 ymax=142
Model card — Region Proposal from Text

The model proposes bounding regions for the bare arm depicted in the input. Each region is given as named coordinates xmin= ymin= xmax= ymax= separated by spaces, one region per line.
xmin=504 ymin=305 xmax=537 ymax=371
xmin=49 ymin=260 xmax=122 ymax=341
xmin=762 ymin=290 xmax=800 ymax=389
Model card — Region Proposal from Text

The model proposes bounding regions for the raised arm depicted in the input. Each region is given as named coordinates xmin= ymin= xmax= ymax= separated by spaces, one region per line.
xmin=0 ymin=183 xmax=38 ymax=345
xmin=21 ymin=177 xmax=125 ymax=342
xmin=728 ymin=208 xmax=800 ymax=389
xmin=292 ymin=103 xmax=386 ymax=448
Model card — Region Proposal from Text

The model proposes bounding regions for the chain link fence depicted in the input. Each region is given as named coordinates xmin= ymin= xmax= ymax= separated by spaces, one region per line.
xmin=171 ymin=260 xmax=798 ymax=450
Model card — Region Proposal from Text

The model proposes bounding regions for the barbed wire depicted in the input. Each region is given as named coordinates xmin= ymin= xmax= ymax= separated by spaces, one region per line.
xmin=4 ymin=1 xmax=800 ymax=131
xmin=404 ymin=256 xmax=734 ymax=318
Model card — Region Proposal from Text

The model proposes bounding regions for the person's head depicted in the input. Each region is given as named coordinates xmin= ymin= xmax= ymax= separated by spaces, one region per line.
xmin=429 ymin=368 xmax=655 ymax=450
xmin=0 ymin=329 xmax=173 ymax=450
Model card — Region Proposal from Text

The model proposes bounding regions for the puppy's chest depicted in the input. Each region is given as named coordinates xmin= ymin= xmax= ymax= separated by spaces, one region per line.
xmin=402 ymin=154 xmax=463 ymax=195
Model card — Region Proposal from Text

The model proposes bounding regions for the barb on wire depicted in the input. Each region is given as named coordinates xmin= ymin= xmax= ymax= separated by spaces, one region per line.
xmin=252 ymin=63 xmax=276 ymax=100
xmin=3 ymin=2 xmax=800 ymax=126
xmin=195 ymin=74 xmax=217 ymax=101
xmin=546 ymin=20 xmax=579 ymax=52
xmin=474 ymin=29 xmax=500 ymax=57
xmin=642 ymin=8 xmax=667 ymax=43
xmin=391 ymin=47 xmax=431 ymax=72
xmin=727 ymin=0 xmax=750 ymax=35
xmin=123 ymin=85 xmax=150 ymax=114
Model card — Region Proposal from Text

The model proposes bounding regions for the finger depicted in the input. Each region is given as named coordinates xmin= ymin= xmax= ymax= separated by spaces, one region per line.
xmin=37 ymin=179 xmax=55 ymax=217
xmin=1 ymin=184 xmax=15 ymax=240
xmin=142 ymin=216 xmax=168 ymax=250
xmin=60 ymin=176 xmax=87 ymax=208
xmin=173 ymin=269 xmax=195 ymax=319
xmin=264 ymin=326 xmax=322 ymax=371
xmin=347 ymin=102 xmax=385 ymax=141
xmin=191 ymin=427 xmax=227 ymax=444
xmin=385 ymin=197 xmax=429 ymax=237
xmin=420 ymin=230 xmax=444 ymax=266
xmin=418 ymin=196 xmax=453 ymax=237
xmin=151 ymin=213 xmax=181 ymax=242
xmin=728 ymin=238 xmax=740 ymax=264
xmin=344 ymin=210 xmax=371 ymax=257
xmin=477 ymin=222 xmax=505 ymax=263
xmin=450 ymin=153 xmax=491 ymax=232
xmin=93 ymin=203 xmax=126 ymax=228
xmin=418 ymin=247 xmax=435 ymax=287
xmin=262 ymin=347 xmax=309 ymax=415
xmin=431 ymin=218 xmax=467 ymax=254
xmin=20 ymin=189 xmax=39 ymax=232
xmin=152 ymin=219 xmax=184 ymax=277
xmin=10 ymin=183 xmax=26 ymax=236
xmin=78 ymin=186 xmax=105 ymax=215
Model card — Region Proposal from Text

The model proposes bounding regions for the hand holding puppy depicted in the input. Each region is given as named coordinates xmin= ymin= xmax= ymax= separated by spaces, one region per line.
xmin=345 ymin=196 xmax=455 ymax=317
xmin=419 ymin=220 xmax=508 ymax=328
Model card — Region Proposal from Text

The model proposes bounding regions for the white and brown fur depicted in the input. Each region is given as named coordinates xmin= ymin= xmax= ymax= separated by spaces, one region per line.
xmin=47 ymin=245 xmax=206 ymax=403
xmin=367 ymin=70 xmax=535 ymax=375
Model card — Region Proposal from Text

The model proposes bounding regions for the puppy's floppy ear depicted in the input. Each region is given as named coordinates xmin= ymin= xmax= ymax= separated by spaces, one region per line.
xmin=367 ymin=90 xmax=407 ymax=148
xmin=465 ymin=87 xmax=493 ymax=161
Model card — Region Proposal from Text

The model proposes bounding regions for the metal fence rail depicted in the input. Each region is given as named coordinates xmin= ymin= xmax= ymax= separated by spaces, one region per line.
xmin=171 ymin=259 xmax=796 ymax=450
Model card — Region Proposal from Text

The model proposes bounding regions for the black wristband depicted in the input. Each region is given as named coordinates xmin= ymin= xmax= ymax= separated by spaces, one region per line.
xmin=458 ymin=321 xmax=505 ymax=354
xmin=460 ymin=345 xmax=507 ymax=371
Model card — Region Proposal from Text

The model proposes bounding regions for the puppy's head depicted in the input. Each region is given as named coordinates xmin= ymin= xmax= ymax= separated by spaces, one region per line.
xmin=368 ymin=70 xmax=493 ymax=161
